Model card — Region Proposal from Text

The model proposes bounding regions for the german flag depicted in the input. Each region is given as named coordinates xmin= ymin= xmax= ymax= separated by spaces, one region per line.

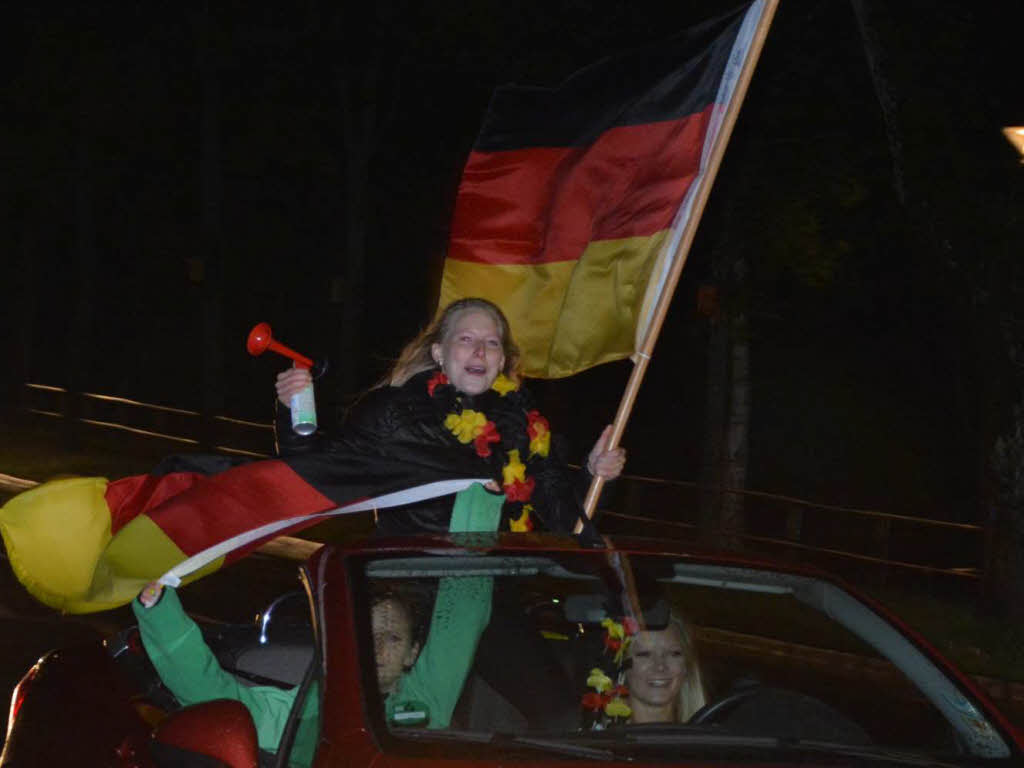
xmin=440 ymin=2 xmax=766 ymax=378
xmin=0 ymin=449 xmax=487 ymax=614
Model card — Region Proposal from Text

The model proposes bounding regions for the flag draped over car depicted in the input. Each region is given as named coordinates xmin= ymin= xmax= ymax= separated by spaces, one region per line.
xmin=439 ymin=1 xmax=769 ymax=379
xmin=0 ymin=450 xmax=487 ymax=614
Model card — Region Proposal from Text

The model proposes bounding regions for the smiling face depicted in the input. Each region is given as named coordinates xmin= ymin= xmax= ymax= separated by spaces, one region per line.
xmin=625 ymin=624 xmax=687 ymax=721
xmin=431 ymin=308 xmax=506 ymax=395
xmin=372 ymin=598 xmax=420 ymax=695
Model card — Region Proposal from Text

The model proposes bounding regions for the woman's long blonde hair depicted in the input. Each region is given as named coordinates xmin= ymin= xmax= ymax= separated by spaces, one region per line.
xmin=667 ymin=609 xmax=707 ymax=722
xmin=385 ymin=298 xmax=522 ymax=387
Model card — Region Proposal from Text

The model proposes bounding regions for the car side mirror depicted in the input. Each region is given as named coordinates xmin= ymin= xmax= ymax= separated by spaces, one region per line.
xmin=151 ymin=699 xmax=259 ymax=768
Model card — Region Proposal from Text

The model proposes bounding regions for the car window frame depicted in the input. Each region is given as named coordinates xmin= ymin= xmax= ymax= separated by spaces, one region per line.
xmin=271 ymin=563 xmax=325 ymax=768
xmin=341 ymin=548 xmax=1016 ymax=761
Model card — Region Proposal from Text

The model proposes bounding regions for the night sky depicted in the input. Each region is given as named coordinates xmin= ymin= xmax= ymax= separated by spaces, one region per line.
xmin=3 ymin=1 xmax=1022 ymax=531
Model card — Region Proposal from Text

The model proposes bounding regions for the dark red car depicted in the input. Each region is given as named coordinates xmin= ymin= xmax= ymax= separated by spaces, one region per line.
xmin=3 ymin=533 xmax=1022 ymax=767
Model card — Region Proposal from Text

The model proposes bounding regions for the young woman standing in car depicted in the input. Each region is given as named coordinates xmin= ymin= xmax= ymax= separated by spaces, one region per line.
xmin=274 ymin=297 xmax=626 ymax=731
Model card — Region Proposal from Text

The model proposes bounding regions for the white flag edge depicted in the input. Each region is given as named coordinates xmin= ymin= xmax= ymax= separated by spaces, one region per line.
xmin=159 ymin=477 xmax=490 ymax=587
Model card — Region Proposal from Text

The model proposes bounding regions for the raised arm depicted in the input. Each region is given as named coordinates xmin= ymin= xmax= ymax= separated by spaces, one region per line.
xmin=133 ymin=585 xmax=299 ymax=753
xmin=385 ymin=483 xmax=502 ymax=727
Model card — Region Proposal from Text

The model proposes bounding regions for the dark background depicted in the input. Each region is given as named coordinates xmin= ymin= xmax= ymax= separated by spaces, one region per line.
xmin=2 ymin=2 xmax=1023 ymax=605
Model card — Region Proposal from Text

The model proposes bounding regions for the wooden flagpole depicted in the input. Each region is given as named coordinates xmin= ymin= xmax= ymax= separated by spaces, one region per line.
xmin=578 ymin=0 xmax=779 ymax=531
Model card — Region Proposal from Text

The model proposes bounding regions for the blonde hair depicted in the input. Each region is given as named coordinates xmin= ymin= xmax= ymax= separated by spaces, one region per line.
xmin=668 ymin=610 xmax=707 ymax=722
xmin=385 ymin=298 xmax=522 ymax=387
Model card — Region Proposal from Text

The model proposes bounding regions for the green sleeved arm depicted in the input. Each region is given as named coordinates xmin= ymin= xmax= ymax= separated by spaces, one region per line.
xmin=386 ymin=483 xmax=502 ymax=727
xmin=133 ymin=588 xmax=300 ymax=754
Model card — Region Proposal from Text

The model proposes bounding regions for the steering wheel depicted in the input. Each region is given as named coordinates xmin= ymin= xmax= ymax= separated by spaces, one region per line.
xmin=689 ymin=684 xmax=874 ymax=746
xmin=688 ymin=684 xmax=763 ymax=725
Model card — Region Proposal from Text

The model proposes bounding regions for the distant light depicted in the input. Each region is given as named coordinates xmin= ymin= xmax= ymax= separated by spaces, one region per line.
xmin=1003 ymin=127 xmax=1024 ymax=161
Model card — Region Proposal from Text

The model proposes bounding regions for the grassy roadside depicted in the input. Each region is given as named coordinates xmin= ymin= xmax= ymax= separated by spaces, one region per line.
xmin=2 ymin=407 xmax=1021 ymax=684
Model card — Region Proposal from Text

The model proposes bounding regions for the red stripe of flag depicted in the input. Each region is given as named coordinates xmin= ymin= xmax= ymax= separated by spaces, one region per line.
xmin=448 ymin=107 xmax=712 ymax=266
xmin=106 ymin=460 xmax=335 ymax=556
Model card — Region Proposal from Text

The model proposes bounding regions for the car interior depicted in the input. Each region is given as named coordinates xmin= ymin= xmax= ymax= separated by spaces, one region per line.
xmin=364 ymin=553 xmax=1012 ymax=761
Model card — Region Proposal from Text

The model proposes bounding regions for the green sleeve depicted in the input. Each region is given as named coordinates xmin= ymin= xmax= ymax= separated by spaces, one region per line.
xmin=447 ymin=481 xmax=504 ymax=533
xmin=133 ymin=588 xmax=297 ymax=754
xmin=387 ymin=483 xmax=502 ymax=728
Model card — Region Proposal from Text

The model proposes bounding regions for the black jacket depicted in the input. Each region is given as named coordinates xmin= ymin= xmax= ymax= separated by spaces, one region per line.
xmin=275 ymin=370 xmax=597 ymax=535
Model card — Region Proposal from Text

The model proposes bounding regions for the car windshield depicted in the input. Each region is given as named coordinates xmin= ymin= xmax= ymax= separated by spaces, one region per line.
xmin=353 ymin=548 xmax=1011 ymax=763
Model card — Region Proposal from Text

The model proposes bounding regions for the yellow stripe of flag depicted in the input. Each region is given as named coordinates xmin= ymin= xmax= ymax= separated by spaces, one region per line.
xmin=0 ymin=477 xmax=222 ymax=613
xmin=440 ymin=231 xmax=668 ymax=378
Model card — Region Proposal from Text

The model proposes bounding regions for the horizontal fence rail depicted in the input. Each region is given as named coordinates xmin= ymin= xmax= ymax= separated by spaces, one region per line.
xmin=599 ymin=472 xmax=984 ymax=591
xmin=24 ymin=382 xmax=274 ymax=458
xmin=18 ymin=382 xmax=985 ymax=589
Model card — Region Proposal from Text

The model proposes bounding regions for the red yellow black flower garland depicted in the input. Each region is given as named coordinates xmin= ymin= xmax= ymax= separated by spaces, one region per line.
xmin=582 ymin=617 xmax=637 ymax=726
xmin=427 ymin=370 xmax=550 ymax=532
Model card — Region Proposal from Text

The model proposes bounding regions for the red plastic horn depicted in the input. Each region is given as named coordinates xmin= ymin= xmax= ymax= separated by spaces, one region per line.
xmin=246 ymin=322 xmax=313 ymax=370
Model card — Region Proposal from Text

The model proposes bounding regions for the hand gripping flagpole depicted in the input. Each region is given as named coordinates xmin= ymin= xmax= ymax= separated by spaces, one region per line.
xmin=577 ymin=0 xmax=778 ymax=532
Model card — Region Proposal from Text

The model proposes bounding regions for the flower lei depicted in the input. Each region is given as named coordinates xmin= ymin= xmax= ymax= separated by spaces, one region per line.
xmin=582 ymin=617 xmax=638 ymax=726
xmin=428 ymin=370 xmax=551 ymax=532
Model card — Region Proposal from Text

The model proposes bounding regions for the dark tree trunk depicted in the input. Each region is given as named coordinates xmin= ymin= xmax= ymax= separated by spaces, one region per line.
xmin=986 ymin=407 xmax=1024 ymax=619
xmin=699 ymin=176 xmax=751 ymax=550
xmin=720 ymin=304 xmax=750 ymax=549
xmin=699 ymin=300 xmax=729 ymax=547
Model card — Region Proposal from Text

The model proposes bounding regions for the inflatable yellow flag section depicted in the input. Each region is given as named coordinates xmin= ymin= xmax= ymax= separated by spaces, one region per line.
xmin=0 ymin=453 xmax=487 ymax=614
xmin=0 ymin=477 xmax=216 ymax=613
